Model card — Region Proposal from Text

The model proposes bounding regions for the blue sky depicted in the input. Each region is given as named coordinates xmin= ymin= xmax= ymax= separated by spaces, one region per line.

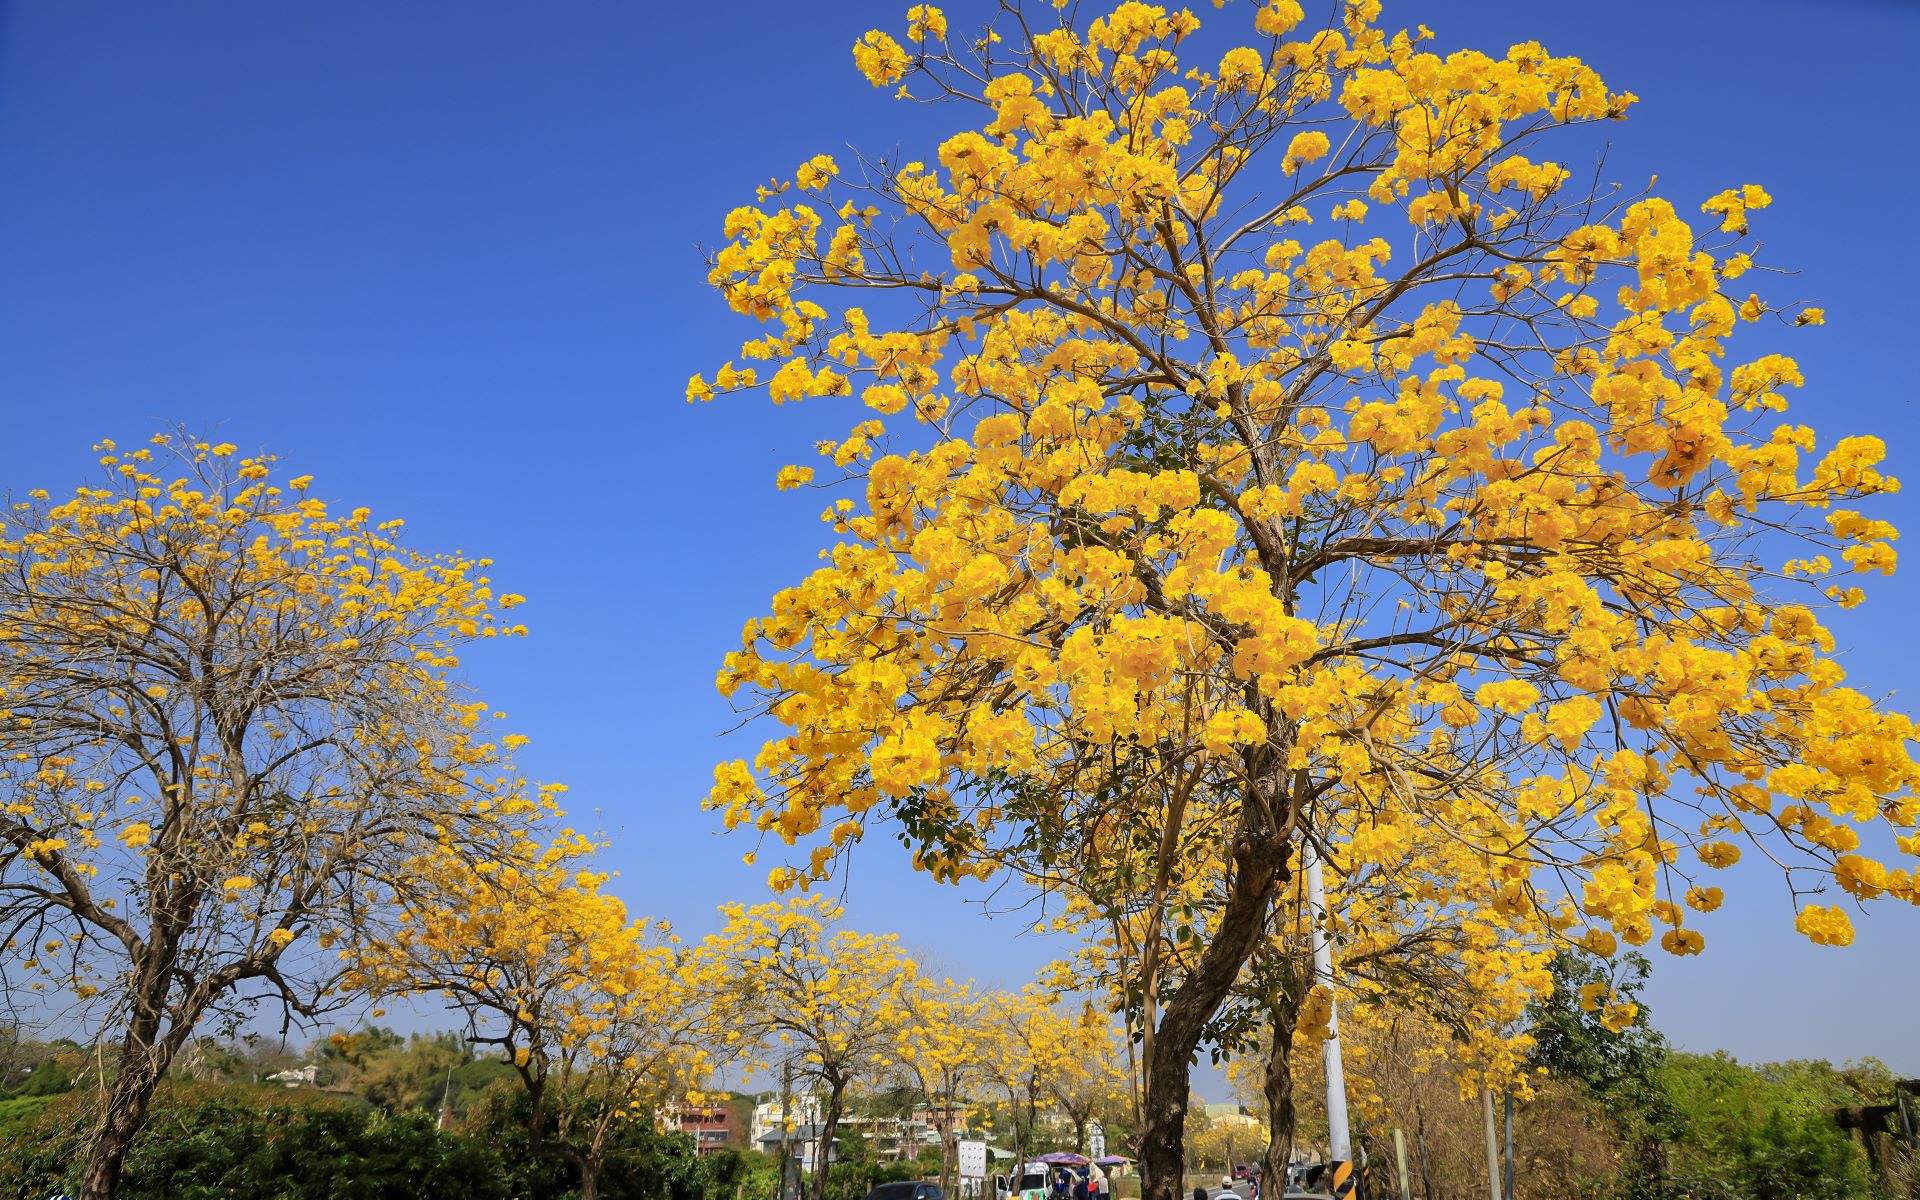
xmin=2 ymin=0 xmax=1917 ymax=1083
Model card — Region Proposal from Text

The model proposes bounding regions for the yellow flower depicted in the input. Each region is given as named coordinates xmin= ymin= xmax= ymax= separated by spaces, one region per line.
xmin=906 ymin=5 xmax=946 ymax=42
xmin=796 ymin=154 xmax=839 ymax=191
xmin=1794 ymin=904 xmax=1853 ymax=947
xmin=1283 ymin=130 xmax=1330 ymax=172
xmin=853 ymin=30 xmax=909 ymax=87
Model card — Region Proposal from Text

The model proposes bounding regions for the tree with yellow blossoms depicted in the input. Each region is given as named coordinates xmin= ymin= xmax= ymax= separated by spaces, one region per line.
xmin=979 ymin=984 xmax=1087 ymax=1168
xmin=1186 ymin=1110 xmax=1264 ymax=1177
xmin=351 ymin=846 xmax=730 ymax=1200
xmin=708 ymin=895 xmax=920 ymax=1200
xmin=0 ymin=434 xmax=543 ymax=1200
xmin=1045 ymin=1000 xmax=1132 ymax=1155
xmin=694 ymin=2 xmax=1919 ymax=1196
xmin=889 ymin=975 xmax=993 ymax=1192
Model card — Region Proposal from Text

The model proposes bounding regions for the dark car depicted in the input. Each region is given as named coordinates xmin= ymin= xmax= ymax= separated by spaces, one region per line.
xmin=865 ymin=1184 xmax=946 ymax=1200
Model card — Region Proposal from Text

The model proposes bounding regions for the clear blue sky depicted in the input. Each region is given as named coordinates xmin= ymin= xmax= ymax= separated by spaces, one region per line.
xmin=2 ymin=0 xmax=1916 ymax=1082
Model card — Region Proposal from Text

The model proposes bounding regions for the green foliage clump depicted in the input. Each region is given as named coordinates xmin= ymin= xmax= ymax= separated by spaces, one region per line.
xmin=0 ymin=1095 xmax=51 ymax=1138
xmin=1728 ymin=1108 xmax=1872 ymax=1200
xmin=0 ymin=1082 xmax=506 ymax=1200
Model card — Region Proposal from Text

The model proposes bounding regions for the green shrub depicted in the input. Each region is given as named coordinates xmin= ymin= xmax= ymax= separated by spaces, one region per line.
xmin=0 ymin=1096 xmax=51 ymax=1139
xmin=1731 ymin=1108 xmax=1871 ymax=1200
xmin=0 ymin=1082 xmax=505 ymax=1200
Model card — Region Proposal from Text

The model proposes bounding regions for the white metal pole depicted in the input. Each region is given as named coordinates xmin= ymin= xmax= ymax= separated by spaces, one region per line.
xmin=1481 ymin=1089 xmax=1502 ymax=1200
xmin=1392 ymin=1128 xmax=1411 ymax=1200
xmin=1302 ymin=840 xmax=1352 ymax=1167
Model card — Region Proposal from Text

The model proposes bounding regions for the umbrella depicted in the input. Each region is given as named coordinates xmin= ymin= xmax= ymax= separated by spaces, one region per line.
xmin=1036 ymin=1152 xmax=1091 ymax=1166
xmin=1094 ymin=1157 xmax=1133 ymax=1167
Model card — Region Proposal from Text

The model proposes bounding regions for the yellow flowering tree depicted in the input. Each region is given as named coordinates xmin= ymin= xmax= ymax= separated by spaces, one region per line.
xmin=694 ymin=2 xmax=1918 ymax=1194
xmin=352 ymin=847 xmax=730 ymax=1200
xmin=1047 ymin=1001 xmax=1132 ymax=1155
xmin=709 ymin=895 xmax=920 ymax=1200
xmin=980 ymin=984 xmax=1084 ymax=1167
xmin=891 ymin=975 xmax=993 ymax=1192
xmin=0 ymin=434 xmax=541 ymax=1200
xmin=1186 ymin=1111 xmax=1263 ymax=1177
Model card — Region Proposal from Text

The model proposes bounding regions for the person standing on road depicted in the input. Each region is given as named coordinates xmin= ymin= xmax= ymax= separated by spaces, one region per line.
xmin=1089 ymin=1164 xmax=1109 ymax=1200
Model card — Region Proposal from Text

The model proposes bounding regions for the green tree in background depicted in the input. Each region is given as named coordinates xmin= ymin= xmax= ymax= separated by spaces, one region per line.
xmin=1527 ymin=950 xmax=1890 ymax=1199
xmin=1729 ymin=1109 xmax=1871 ymax=1200
xmin=1528 ymin=951 xmax=1678 ymax=1196
xmin=463 ymin=1084 xmax=757 ymax=1200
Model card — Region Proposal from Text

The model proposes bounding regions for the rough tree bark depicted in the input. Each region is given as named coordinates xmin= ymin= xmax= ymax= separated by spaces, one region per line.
xmin=1135 ymin=783 xmax=1295 ymax=1200
xmin=1258 ymin=962 xmax=1306 ymax=1198
xmin=810 ymin=1076 xmax=849 ymax=1200
xmin=77 ymin=1018 xmax=166 ymax=1200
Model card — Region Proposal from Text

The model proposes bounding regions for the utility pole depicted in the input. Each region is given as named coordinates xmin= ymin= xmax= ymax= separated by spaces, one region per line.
xmin=437 ymin=1064 xmax=455 ymax=1131
xmin=1391 ymin=1128 xmax=1410 ymax=1200
xmin=1502 ymin=1094 xmax=1514 ymax=1200
xmin=1480 ymin=1089 xmax=1501 ymax=1200
xmin=1302 ymin=839 xmax=1353 ymax=1198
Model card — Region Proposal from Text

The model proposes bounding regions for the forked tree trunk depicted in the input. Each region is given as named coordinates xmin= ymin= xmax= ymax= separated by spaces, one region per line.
xmin=1136 ymin=824 xmax=1292 ymax=1200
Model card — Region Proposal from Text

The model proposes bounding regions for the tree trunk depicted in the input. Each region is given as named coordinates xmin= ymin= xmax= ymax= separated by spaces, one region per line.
xmin=580 ymin=1164 xmax=601 ymax=1200
xmin=939 ymin=1109 xmax=957 ymax=1194
xmin=811 ymin=1078 xmax=848 ymax=1200
xmin=1136 ymin=821 xmax=1292 ymax=1200
xmin=78 ymin=955 xmax=181 ymax=1200
xmin=1258 ymin=975 xmax=1302 ymax=1198
xmin=77 ymin=1053 xmax=166 ymax=1200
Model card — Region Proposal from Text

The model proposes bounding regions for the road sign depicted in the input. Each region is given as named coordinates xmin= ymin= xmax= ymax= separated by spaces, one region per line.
xmin=959 ymin=1140 xmax=988 ymax=1180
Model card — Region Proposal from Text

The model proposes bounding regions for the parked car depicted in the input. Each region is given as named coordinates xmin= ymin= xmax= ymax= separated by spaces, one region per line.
xmin=864 ymin=1184 xmax=946 ymax=1200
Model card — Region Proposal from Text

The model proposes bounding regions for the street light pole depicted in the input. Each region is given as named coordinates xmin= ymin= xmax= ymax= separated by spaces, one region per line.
xmin=1303 ymin=839 xmax=1354 ymax=1197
